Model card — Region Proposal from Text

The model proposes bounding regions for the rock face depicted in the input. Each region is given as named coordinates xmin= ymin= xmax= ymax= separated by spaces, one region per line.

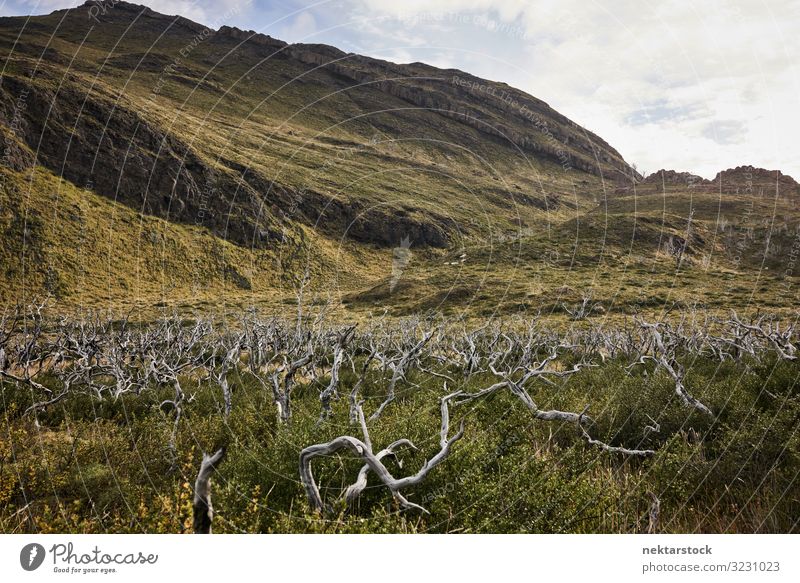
xmin=217 ymin=26 xmax=287 ymax=50
xmin=305 ymin=195 xmax=450 ymax=248
xmin=0 ymin=70 xmax=279 ymax=247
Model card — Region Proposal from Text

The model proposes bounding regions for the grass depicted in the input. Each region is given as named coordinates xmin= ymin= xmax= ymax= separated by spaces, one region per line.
xmin=1 ymin=350 xmax=797 ymax=533
xmin=3 ymin=163 xmax=798 ymax=325
xmin=2 ymin=9 xmax=799 ymax=321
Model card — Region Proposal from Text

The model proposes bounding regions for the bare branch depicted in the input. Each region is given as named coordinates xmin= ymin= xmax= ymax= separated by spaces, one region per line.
xmin=300 ymin=393 xmax=464 ymax=514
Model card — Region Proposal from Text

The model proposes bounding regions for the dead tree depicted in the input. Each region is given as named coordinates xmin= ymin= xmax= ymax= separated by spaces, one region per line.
xmin=300 ymin=392 xmax=464 ymax=514
xmin=458 ymin=346 xmax=591 ymax=424
xmin=208 ymin=333 xmax=242 ymax=419
xmin=577 ymin=407 xmax=655 ymax=457
xmin=292 ymin=265 xmax=312 ymax=342
xmin=456 ymin=349 xmax=654 ymax=456
xmin=0 ymin=302 xmax=52 ymax=396
xmin=342 ymin=399 xmax=415 ymax=506
xmin=563 ymin=292 xmax=598 ymax=321
xmin=348 ymin=336 xmax=379 ymax=424
xmin=646 ymin=491 xmax=660 ymax=534
xmin=106 ymin=328 xmax=148 ymax=399
xmin=150 ymin=318 xmax=210 ymax=463
xmin=269 ymin=348 xmax=313 ymax=423
xmin=241 ymin=316 xmax=313 ymax=423
xmin=369 ymin=330 xmax=434 ymax=421
xmin=631 ymin=320 xmax=714 ymax=417
xmin=727 ymin=312 xmax=797 ymax=361
xmin=319 ymin=325 xmax=356 ymax=420
xmin=193 ymin=447 xmax=226 ymax=534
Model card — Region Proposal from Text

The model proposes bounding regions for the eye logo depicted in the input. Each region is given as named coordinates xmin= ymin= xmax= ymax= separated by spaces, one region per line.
xmin=20 ymin=543 xmax=46 ymax=571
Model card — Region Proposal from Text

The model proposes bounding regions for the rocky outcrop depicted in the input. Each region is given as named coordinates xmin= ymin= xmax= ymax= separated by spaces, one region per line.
xmin=642 ymin=169 xmax=707 ymax=187
xmin=641 ymin=167 xmax=799 ymax=198
xmin=711 ymin=166 xmax=800 ymax=197
xmin=216 ymin=26 xmax=287 ymax=50
xmin=0 ymin=128 xmax=34 ymax=172
xmin=301 ymin=193 xmax=450 ymax=248
xmin=238 ymin=174 xmax=451 ymax=248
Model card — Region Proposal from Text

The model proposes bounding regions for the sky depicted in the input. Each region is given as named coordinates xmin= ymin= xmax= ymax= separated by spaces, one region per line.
xmin=2 ymin=0 xmax=798 ymax=179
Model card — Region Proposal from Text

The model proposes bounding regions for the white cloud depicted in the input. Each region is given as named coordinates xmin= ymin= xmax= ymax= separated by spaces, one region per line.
xmin=279 ymin=10 xmax=317 ymax=42
xmin=349 ymin=0 xmax=800 ymax=178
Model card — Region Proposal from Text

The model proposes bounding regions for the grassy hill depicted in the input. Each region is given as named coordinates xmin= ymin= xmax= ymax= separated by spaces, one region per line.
xmin=1 ymin=1 xmax=798 ymax=319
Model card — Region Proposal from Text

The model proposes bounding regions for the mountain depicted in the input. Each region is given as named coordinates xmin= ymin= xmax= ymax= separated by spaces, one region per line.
xmin=1 ymin=2 xmax=798 ymax=316
xmin=0 ymin=1 xmax=635 ymax=246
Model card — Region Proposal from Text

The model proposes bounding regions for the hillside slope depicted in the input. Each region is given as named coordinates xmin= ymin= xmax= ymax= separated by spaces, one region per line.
xmin=1 ymin=1 xmax=798 ymax=317
xmin=0 ymin=0 xmax=635 ymax=247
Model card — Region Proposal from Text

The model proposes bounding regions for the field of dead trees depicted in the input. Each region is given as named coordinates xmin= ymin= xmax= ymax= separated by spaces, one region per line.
xmin=1 ymin=302 xmax=798 ymax=533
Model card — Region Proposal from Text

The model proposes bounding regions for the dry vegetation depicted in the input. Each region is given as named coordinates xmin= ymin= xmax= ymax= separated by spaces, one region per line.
xmin=1 ymin=301 xmax=798 ymax=533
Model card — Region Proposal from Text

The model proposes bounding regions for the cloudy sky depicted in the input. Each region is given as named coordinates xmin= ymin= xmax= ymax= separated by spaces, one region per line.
xmin=3 ymin=0 xmax=799 ymax=179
